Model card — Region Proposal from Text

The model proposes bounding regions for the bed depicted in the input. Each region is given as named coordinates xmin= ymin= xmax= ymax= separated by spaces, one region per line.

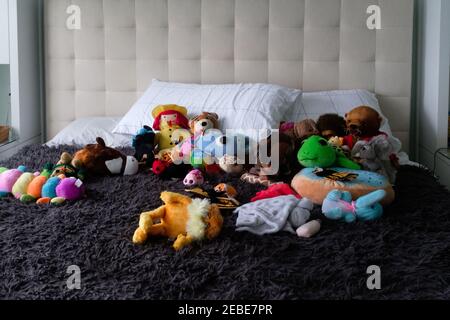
xmin=2 ymin=0 xmax=450 ymax=300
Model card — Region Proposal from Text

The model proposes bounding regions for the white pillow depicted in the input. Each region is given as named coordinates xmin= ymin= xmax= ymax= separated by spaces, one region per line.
xmin=46 ymin=117 xmax=132 ymax=148
xmin=285 ymin=89 xmax=393 ymax=136
xmin=113 ymin=79 xmax=302 ymax=141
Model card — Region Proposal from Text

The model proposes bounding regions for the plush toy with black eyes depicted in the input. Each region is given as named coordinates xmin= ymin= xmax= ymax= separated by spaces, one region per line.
xmin=297 ymin=136 xmax=361 ymax=170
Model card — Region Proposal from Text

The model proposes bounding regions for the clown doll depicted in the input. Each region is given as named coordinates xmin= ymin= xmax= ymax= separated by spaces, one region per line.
xmin=152 ymin=105 xmax=190 ymax=152
xmin=152 ymin=105 xmax=191 ymax=176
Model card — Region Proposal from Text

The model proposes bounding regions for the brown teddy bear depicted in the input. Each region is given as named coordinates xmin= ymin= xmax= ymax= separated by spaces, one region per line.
xmin=132 ymin=191 xmax=223 ymax=251
xmin=343 ymin=106 xmax=384 ymax=150
xmin=189 ymin=112 xmax=220 ymax=136
xmin=345 ymin=106 xmax=383 ymax=138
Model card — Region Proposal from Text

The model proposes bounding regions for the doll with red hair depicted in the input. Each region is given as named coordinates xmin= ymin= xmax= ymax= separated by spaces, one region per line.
xmin=151 ymin=105 xmax=191 ymax=177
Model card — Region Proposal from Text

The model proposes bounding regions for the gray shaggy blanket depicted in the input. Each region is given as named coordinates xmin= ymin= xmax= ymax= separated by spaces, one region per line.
xmin=1 ymin=144 xmax=450 ymax=300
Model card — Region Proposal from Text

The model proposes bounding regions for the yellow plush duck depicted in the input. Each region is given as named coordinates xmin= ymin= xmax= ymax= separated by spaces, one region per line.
xmin=132 ymin=192 xmax=223 ymax=251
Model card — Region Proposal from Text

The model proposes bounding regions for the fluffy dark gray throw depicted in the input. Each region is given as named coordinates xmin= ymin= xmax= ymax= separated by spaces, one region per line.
xmin=1 ymin=144 xmax=450 ymax=300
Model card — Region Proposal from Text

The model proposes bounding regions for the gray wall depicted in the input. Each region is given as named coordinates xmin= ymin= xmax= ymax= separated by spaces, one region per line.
xmin=0 ymin=64 xmax=10 ymax=126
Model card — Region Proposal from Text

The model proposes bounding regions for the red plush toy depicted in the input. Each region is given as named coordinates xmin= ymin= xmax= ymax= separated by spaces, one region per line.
xmin=251 ymin=183 xmax=302 ymax=202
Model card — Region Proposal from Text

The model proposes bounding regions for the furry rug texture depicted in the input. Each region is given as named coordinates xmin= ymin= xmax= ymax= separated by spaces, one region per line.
xmin=1 ymin=144 xmax=450 ymax=300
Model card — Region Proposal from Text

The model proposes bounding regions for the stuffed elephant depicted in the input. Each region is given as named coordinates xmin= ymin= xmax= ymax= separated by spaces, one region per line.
xmin=352 ymin=135 xmax=398 ymax=184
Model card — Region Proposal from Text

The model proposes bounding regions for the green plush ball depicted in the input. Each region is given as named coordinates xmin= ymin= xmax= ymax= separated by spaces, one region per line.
xmin=298 ymin=136 xmax=337 ymax=168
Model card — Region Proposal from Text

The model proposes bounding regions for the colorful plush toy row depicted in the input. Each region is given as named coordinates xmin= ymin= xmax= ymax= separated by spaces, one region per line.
xmin=0 ymin=163 xmax=85 ymax=205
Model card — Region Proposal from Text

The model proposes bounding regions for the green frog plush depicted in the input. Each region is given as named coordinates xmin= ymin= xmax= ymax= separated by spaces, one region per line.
xmin=298 ymin=135 xmax=361 ymax=170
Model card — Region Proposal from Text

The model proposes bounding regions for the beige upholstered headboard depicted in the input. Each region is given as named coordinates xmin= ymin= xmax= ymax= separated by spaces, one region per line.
xmin=45 ymin=0 xmax=414 ymax=151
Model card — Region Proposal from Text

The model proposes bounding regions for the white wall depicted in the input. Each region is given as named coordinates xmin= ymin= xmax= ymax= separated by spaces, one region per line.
xmin=0 ymin=0 xmax=9 ymax=64
xmin=417 ymin=0 xmax=450 ymax=171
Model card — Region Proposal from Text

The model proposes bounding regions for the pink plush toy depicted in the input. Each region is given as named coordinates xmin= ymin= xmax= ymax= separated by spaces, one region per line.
xmin=183 ymin=169 xmax=205 ymax=187
xmin=0 ymin=166 xmax=27 ymax=197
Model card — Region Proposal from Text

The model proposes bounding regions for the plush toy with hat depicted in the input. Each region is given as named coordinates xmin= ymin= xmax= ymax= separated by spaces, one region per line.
xmin=152 ymin=105 xmax=190 ymax=151
xmin=72 ymin=137 xmax=139 ymax=177
xmin=151 ymin=105 xmax=190 ymax=176
xmin=132 ymin=191 xmax=223 ymax=251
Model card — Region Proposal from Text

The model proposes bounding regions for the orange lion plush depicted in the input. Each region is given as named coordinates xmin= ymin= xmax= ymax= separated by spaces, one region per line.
xmin=132 ymin=192 xmax=223 ymax=250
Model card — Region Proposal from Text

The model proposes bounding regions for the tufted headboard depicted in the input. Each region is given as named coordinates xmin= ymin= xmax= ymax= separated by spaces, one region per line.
xmin=44 ymin=0 xmax=414 ymax=151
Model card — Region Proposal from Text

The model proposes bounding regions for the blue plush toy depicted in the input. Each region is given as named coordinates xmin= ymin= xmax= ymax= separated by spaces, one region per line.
xmin=322 ymin=189 xmax=386 ymax=223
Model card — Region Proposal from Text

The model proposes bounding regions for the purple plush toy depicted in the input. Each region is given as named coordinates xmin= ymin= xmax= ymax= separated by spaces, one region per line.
xmin=55 ymin=177 xmax=85 ymax=201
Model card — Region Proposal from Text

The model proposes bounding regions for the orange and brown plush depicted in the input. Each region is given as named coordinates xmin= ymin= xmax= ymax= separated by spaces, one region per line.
xmin=132 ymin=192 xmax=223 ymax=251
xmin=343 ymin=106 xmax=384 ymax=151
xmin=73 ymin=137 xmax=139 ymax=176
xmin=345 ymin=106 xmax=383 ymax=138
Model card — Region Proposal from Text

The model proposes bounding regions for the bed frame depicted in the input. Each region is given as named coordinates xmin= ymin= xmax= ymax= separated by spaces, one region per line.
xmin=44 ymin=0 xmax=414 ymax=152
